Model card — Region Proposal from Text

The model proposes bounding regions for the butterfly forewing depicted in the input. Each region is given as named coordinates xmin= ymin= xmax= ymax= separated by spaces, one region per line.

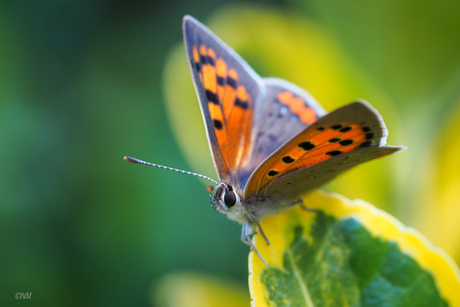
xmin=183 ymin=16 xmax=264 ymax=185
xmin=243 ymin=101 xmax=404 ymax=199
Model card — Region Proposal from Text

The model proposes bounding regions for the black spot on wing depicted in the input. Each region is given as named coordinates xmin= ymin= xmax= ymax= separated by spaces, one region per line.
xmin=234 ymin=98 xmax=249 ymax=110
xmin=207 ymin=56 xmax=215 ymax=66
xmin=282 ymin=156 xmax=295 ymax=164
xmin=339 ymin=139 xmax=353 ymax=146
xmin=194 ymin=62 xmax=201 ymax=73
xmin=359 ymin=141 xmax=372 ymax=148
xmin=227 ymin=77 xmax=237 ymax=89
xmin=298 ymin=141 xmax=316 ymax=150
xmin=366 ymin=132 xmax=375 ymax=140
xmin=216 ymin=76 xmax=225 ymax=86
xmin=213 ymin=119 xmax=223 ymax=130
xmin=200 ymin=55 xmax=207 ymax=64
xmin=206 ymin=90 xmax=219 ymax=105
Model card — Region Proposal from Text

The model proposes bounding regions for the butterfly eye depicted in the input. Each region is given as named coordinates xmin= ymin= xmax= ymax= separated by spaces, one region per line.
xmin=224 ymin=190 xmax=237 ymax=208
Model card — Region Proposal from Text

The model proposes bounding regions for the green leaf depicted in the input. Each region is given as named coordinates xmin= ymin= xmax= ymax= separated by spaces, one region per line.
xmin=249 ymin=191 xmax=460 ymax=307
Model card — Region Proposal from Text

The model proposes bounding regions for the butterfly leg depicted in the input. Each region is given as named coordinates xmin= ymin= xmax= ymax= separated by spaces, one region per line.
xmin=241 ymin=220 xmax=268 ymax=265
xmin=293 ymin=199 xmax=320 ymax=213
xmin=240 ymin=220 xmax=253 ymax=247
xmin=248 ymin=213 xmax=270 ymax=245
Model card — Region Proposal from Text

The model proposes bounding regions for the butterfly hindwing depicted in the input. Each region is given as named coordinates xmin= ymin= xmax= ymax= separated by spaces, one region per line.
xmin=243 ymin=100 xmax=405 ymax=200
xmin=183 ymin=16 xmax=264 ymax=185
xmin=260 ymin=144 xmax=402 ymax=204
xmin=241 ymin=78 xmax=327 ymax=182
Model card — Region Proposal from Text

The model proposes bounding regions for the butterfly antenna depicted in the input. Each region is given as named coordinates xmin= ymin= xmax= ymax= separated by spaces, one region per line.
xmin=124 ymin=156 xmax=219 ymax=186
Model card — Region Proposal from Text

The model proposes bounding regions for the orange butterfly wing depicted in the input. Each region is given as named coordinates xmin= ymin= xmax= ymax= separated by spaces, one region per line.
xmin=183 ymin=16 xmax=264 ymax=186
xmin=244 ymin=101 xmax=405 ymax=200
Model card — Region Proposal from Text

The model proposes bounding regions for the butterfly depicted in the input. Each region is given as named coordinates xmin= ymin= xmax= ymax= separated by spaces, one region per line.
xmin=125 ymin=15 xmax=405 ymax=264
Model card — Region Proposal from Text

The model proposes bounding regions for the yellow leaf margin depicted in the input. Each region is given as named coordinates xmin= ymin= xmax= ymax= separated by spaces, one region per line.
xmin=153 ymin=271 xmax=248 ymax=307
xmin=249 ymin=191 xmax=460 ymax=306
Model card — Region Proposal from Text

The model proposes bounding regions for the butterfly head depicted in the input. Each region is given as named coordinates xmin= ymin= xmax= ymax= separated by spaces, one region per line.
xmin=209 ymin=182 xmax=241 ymax=214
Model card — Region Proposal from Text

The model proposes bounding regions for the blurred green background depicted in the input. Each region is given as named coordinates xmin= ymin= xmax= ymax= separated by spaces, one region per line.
xmin=2 ymin=0 xmax=460 ymax=306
